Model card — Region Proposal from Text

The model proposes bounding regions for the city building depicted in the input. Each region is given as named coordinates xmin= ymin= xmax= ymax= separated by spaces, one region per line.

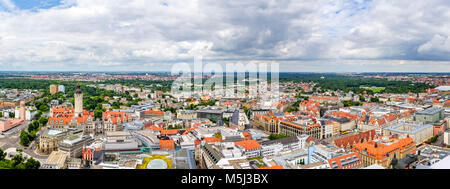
xmin=353 ymin=136 xmax=416 ymax=168
xmin=41 ymin=151 xmax=69 ymax=169
xmin=432 ymin=121 xmax=447 ymax=136
xmin=414 ymin=107 xmax=445 ymax=124
xmin=160 ymin=139 xmax=175 ymax=150
xmin=58 ymin=134 xmax=94 ymax=158
xmin=177 ymin=110 xmax=197 ymax=120
xmin=279 ymin=120 xmax=322 ymax=139
xmin=0 ymin=118 xmax=24 ymax=133
xmin=333 ymin=130 xmax=376 ymax=149
xmin=253 ymin=113 xmax=282 ymax=134
xmin=444 ymin=131 xmax=450 ymax=146
xmin=144 ymin=109 xmax=166 ymax=119
xmin=327 ymin=152 xmax=363 ymax=169
xmin=197 ymin=108 xmax=223 ymax=122
xmin=58 ymin=85 xmax=65 ymax=93
xmin=260 ymin=135 xmax=310 ymax=157
xmin=50 ymin=84 xmax=58 ymax=95
xmin=48 ymin=107 xmax=95 ymax=130
xmin=234 ymin=140 xmax=261 ymax=158
xmin=39 ymin=128 xmax=83 ymax=154
xmin=100 ymin=111 xmax=131 ymax=133
xmin=383 ymin=122 xmax=433 ymax=144
xmin=103 ymin=131 xmax=139 ymax=151
xmin=0 ymin=100 xmax=26 ymax=133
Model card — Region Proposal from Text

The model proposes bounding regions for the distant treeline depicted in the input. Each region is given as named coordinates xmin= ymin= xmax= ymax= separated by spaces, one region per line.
xmin=278 ymin=73 xmax=433 ymax=94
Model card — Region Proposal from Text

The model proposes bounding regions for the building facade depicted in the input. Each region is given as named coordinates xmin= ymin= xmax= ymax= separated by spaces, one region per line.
xmin=383 ymin=122 xmax=433 ymax=144
xmin=353 ymin=136 xmax=416 ymax=168
xmin=279 ymin=120 xmax=322 ymax=139
xmin=414 ymin=107 xmax=445 ymax=124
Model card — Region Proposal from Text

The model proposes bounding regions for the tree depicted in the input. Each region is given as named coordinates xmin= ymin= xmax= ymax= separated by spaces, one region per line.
xmin=430 ymin=135 xmax=439 ymax=143
xmin=20 ymin=130 xmax=30 ymax=147
xmin=268 ymin=134 xmax=289 ymax=140
xmin=27 ymin=121 xmax=39 ymax=133
xmin=286 ymin=106 xmax=298 ymax=113
xmin=24 ymin=157 xmax=41 ymax=169
xmin=370 ymin=97 xmax=380 ymax=103
xmin=0 ymin=149 xmax=5 ymax=161
xmin=11 ymin=153 xmax=24 ymax=168
xmin=39 ymin=116 xmax=49 ymax=126
xmin=34 ymin=111 xmax=43 ymax=120
xmin=359 ymin=95 xmax=365 ymax=102
xmin=94 ymin=109 xmax=103 ymax=119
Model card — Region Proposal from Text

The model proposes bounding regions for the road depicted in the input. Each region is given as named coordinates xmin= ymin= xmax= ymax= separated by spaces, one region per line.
xmin=0 ymin=122 xmax=49 ymax=161
xmin=431 ymin=134 xmax=445 ymax=147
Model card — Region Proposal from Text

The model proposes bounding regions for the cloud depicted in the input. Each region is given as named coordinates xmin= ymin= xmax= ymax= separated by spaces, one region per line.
xmin=0 ymin=0 xmax=449 ymax=72
xmin=0 ymin=0 xmax=15 ymax=10
xmin=418 ymin=34 xmax=450 ymax=55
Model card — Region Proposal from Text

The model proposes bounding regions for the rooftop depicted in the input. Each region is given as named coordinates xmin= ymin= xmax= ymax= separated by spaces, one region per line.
xmin=384 ymin=122 xmax=433 ymax=135
xmin=417 ymin=107 xmax=443 ymax=115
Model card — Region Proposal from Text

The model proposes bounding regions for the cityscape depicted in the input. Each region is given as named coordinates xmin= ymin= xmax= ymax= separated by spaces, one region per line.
xmin=0 ymin=1 xmax=450 ymax=184
xmin=0 ymin=71 xmax=449 ymax=170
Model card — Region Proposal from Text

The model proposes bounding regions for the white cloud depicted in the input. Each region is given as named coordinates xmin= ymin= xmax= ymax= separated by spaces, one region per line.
xmin=418 ymin=34 xmax=450 ymax=54
xmin=0 ymin=0 xmax=449 ymax=71
xmin=0 ymin=0 xmax=15 ymax=10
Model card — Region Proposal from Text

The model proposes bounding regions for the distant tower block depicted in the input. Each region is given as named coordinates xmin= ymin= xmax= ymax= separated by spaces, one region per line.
xmin=58 ymin=85 xmax=65 ymax=93
xmin=20 ymin=101 xmax=26 ymax=121
xmin=50 ymin=85 xmax=58 ymax=94
xmin=75 ymin=84 xmax=83 ymax=116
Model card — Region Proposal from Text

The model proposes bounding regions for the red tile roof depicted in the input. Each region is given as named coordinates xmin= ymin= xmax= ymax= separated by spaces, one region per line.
xmin=160 ymin=140 xmax=175 ymax=150
xmin=334 ymin=130 xmax=376 ymax=148
xmin=327 ymin=152 xmax=361 ymax=169
xmin=234 ymin=140 xmax=261 ymax=150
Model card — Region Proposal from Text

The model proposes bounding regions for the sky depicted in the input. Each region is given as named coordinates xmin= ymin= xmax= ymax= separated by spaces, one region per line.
xmin=0 ymin=0 xmax=449 ymax=72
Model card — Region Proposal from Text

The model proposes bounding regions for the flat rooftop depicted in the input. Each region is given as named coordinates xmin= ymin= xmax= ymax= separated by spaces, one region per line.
xmin=384 ymin=122 xmax=433 ymax=134
xmin=417 ymin=107 xmax=443 ymax=115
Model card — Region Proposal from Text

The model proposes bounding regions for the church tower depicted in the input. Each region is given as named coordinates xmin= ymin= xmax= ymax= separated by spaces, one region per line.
xmin=75 ymin=84 xmax=83 ymax=116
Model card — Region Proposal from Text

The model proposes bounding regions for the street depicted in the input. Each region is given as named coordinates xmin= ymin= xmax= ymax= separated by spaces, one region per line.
xmin=0 ymin=122 xmax=49 ymax=161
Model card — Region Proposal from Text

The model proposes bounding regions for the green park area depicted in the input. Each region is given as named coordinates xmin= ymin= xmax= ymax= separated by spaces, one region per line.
xmin=360 ymin=86 xmax=385 ymax=93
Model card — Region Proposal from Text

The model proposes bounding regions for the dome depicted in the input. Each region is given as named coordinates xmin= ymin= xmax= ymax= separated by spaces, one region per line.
xmin=146 ymin=159 xmax=168 ymax=169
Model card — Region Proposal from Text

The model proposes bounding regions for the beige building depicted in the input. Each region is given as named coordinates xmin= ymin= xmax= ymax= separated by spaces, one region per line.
xmin=253 ymin=114 xmax=282 ymax=134
xmin=41 ymin=151 xmax=69 ymax=169
xmin=444 ymin=131 xmax=450 ymax=146
xmin=49 ymin=85 xmax=58 ymax=95
xmin=177 ymin=110 xmax=197 ymax=120
xmin=58 ymin=135 xmax=94 ymax=158
xmin=382 ymin=122 xmax=433 ymax=144
xmin=39 ymin=128 xmax=83 ymax=155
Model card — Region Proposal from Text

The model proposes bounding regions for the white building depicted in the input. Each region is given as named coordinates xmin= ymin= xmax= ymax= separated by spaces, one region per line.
xmin=259 ymin=135 xmax=309 ymax=157
xmin=58 ymin=85 xmax=65 ymax=93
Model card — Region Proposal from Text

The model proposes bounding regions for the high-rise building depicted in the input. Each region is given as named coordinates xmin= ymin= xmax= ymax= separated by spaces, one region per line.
xmin=75 ymin=84 xmax=83 ymax=117
xmin=20 ymin=101 xmax=26 ymax=121
xmin=50 ymin=85 xmax=58 ymax=94
xmin=58 ymin=85 xmax=65 ymax=93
